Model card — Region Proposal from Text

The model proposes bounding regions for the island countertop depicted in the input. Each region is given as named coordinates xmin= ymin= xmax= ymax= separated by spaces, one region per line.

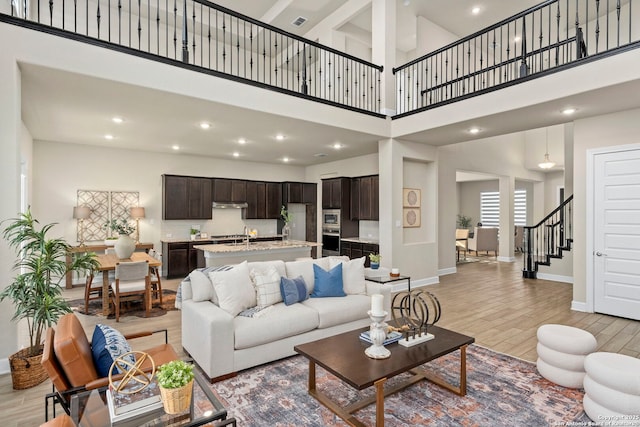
xmin=194 ymin=240 xmax=321 ymax=254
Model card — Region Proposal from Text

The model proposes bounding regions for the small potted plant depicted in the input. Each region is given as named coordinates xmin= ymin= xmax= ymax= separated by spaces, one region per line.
xmin=156 ymin=360 xmax=195 ymax=414
xmin=369 ymin=253 xmax=381 ymax=269
xmin=190 ymin=228 xmax=199 ymax=241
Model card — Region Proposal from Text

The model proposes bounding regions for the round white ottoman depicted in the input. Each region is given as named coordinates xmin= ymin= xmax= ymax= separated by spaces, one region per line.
xmin=583 ymin=352 xmax=640 ymax=426
xmin=536 ymin=324 xmax=597 ymax=388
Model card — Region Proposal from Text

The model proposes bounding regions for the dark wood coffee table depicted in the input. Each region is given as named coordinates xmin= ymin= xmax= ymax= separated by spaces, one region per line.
xmin=294 ymin=325 xmax=474 ymax=427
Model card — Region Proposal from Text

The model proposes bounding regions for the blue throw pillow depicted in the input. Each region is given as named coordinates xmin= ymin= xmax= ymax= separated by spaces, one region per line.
xmin=280 ymin=276 xmax=308 ymax=305
xmin=91 ymin=324 xmax=135 ymax=377
xmin=311 ymin=263 xmax=345 ymax=298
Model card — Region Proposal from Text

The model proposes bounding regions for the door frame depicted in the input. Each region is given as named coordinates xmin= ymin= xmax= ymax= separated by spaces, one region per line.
xmin=585 ymin=143 xmax=640 ymax=313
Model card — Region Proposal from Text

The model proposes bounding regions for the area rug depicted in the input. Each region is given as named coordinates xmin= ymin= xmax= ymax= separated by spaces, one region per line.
xmin=68 ymin=290 xmax=177 ymax=318
xmin=208 ymin=344 xmax=591 ymax=426
xmin=457 ymin=255 xmax=498 ymax=265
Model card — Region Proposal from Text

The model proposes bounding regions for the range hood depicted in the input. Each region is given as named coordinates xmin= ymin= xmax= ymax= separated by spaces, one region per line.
xmin=212 ymin=202 xmax=248 ymax=209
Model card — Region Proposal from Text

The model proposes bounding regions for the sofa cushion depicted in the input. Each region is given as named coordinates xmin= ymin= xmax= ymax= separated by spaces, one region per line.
xmin=251 ymin=265 xmax=282 ymax=308
xmin=311 ymin=263 xmax=345 ymax=298
xmin=247 ymin=260 xmax=287 ymax=278
xmin=209 ymin=261 xmax=256 ymax=316
xmin=234 ymin=302 xmax=319 ymax=349
xmin=302 ymin=295 xmax=370 ymax=328
xmin=280 ymin=276 xmax=309 ymax=305
xmin=91 ymin=324 xmax=135 ymax=377
xmin=190 ymin=270 xmax=215 ymax=303
xmin=284 ymin=258 xmax=331 ymax=294
xmin=329 ymin=256 xmax=366 ymax=295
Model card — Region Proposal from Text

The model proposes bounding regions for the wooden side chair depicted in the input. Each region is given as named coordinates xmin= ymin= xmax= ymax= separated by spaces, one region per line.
xmin=148 ymin=249 xmax=163 ymax=305
xmin=82 ymin=274 xmax=101 ymax=314
xmin=109 ymin=260 xmax=150 ymax=322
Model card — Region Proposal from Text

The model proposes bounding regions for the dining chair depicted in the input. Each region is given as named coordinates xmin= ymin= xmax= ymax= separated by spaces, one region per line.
xmin=82 ymin=273 xmax=102 ymax=314
xmin=110 ymin=260 xmax=151 ymax=322
xmin=148 ymin=249 xmax=163 ymax=305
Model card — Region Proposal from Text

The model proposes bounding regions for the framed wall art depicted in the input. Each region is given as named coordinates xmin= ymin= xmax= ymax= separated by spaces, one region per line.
xmin=403 ymin=188 xmax=421 ymax=208
xmin=403 ymin=208 xmax=421 ymax=228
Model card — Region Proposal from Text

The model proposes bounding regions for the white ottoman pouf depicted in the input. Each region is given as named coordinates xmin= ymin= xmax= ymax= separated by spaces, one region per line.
xmin=536 ymin=324 xmax=597 ymax=388
xmin=583 ymin=352 xmax=640 ymax=426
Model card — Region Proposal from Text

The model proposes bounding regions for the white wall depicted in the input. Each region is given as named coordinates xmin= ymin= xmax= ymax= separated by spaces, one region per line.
xmin=32 ymin=141 xmax=306 ymax=251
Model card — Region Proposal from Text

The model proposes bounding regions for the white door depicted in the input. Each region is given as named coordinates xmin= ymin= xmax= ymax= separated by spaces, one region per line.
xmin=593 ymin=148 xmax=640 ymax=320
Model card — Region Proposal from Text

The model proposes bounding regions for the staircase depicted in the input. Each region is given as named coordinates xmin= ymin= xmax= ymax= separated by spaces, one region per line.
xmin=522 ymin=195 xmax=573 ymax=279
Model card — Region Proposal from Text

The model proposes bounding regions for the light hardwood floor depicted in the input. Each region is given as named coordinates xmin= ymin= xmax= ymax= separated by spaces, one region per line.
xmin=2 ymin=256 xmax=639 ymax=426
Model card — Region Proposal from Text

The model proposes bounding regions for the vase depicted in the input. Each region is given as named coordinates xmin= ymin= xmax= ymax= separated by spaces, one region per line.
xmin=282 ymin=224 xmax=291 ymax=241
xmin=159 ymin=379 xmax=193 ymax=414
xmin=114 ymin=234 xmax=135 ymax=259
xmin=370 ymin=261 xmax=379 ymax=270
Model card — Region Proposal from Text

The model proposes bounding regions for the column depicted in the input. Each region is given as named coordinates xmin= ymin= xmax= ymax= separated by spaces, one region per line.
xmin=498 ymin=176 xmax=515 ymax=261
xmin=371 ymin=0 xmax=396 ymax=115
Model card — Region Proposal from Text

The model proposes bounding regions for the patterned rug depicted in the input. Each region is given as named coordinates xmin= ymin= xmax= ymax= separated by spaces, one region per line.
xmin=68 ymin=290 xmax=177 ymax=318
xmin=457 ymin=255 xmax=499 ymax=265
xmin=209 ymin=344 xmax=591 ymax=426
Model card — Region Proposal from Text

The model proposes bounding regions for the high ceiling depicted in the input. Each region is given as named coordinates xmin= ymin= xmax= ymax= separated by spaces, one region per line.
xmin=20 ymin=0 xmax=640 ymax=166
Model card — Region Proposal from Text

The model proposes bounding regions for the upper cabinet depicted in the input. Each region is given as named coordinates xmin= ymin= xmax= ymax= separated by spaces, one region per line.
xmin=283 ymin=182 xmax=317 ymax=205
xmin=322 ymin=176 xmax=377 ymax=220
xmin=244 ymin=180 xmax=282 ymax=219
xmin=358 ymin=175 xmax=379 ymax=221
xmin=322 ymin=178 xmax=351 ymax=212
xmin=212 ymin=179 xmax=247 ymax=203
xmin=163 ymin=175 xmax=212 ymax=220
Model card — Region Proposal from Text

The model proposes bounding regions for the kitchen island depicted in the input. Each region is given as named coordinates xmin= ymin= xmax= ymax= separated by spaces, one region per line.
xmin=194 ymin=240 xmax=322 ymax=267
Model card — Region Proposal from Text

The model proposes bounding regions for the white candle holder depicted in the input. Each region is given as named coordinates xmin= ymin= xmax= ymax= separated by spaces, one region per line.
xmin=365 ymin=310 xmax=391 ymax=359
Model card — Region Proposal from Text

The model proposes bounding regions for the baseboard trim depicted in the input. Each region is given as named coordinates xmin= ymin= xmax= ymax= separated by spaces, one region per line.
xmin=0 ymin=358 xmax=9 ymax=375
xmin=385 ymin=276 xmax=439 ymax=292
xmin=536 ymin=272 xmax=574 ymax=283
xmin=438 ymin=267 xmax=457 ymax=276
xmin=497 ymin=256 xmax=515 ymax=262
xmin=571 ymin=301 xmax=590 ymax=313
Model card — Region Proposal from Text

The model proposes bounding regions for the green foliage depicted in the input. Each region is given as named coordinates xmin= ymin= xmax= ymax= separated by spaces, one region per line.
xmin=280 ymin=205 xmax=292 ymax=224
xmin=457 ymin=214 xmax=472 ymax=228
xmin=104 ymin=218 xmax=135 ymax=236
xmin=368 ymin=253 xmax=381 ymax=263
xmin=156 ymin=360 xmax=195 ymax=389
xmin=0 ymin=208 xmax=100 ymax=356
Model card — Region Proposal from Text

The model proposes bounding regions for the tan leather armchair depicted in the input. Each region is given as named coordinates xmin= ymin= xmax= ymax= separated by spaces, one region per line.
xmin=41 ymin=313 xmax=178 ymax=422
xmin=467 ymin=227 xmax=499 ymax=256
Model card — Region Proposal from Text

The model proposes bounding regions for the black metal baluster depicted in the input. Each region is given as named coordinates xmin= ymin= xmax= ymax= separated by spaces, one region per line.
xmin=165 ymin=0 xmax=168 ymax=59
xmin=539 ymin=8 xmax=543 ymax=72
xmin=243 ymin=20 xmax=246 ymax=79
xmin=128 ymin=0 xmax=131 ymax=46
xmin=191 ymin=1 xmax=196 ymax=64
xmin=49 ymin=0 xmax=53 ymax=26
xmin=249 ymin=25 xmax=253 ymax=79
xmin=606 ymin=0 xmax=610 ymax=50
xmin=596 ymin=0 xmax=601 ymax=53
xmin=117 ymin=0 xmax=121 ymax=43
xmin=96 ymin=0 xmax=100 ymax=38
xmin=215 ymin=10 xmax=218 ymax=70
xmin=200 ymin=3 xmax=203 ymax=66
xmin=156 ymin=0 xmax=159 ymax=54
xmin=208 ymin=9 xmax=211 ymax=69
xmin=222 ymin=13 xmax=226 ymax=72
xmin=181 ymin=0 xmax=187 ymax=62
xmin=62 ymin=0 xmax=65 ymax=30
xmin=147 ymin=0 xmax=151 ymax=52
xmin=74 ymin=0 xmax=77 ymax=32
xmin=616 ymin=0 xmax=621 ymax=46
xmin=137 ymin=0 xmax=141 ymax=48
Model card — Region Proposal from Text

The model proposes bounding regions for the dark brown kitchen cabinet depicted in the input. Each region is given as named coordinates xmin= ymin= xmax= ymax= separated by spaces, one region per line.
xmin=163 ymin=240 xmax=213 ymax=278
xmin=322 ymin=177 xmax=351 ymax=212
xmin=243 ymin=181 xmax=281 ymax=219
xmin=340 ymin=240 xmax=379 ymax=267
xmin=285 ymin=182 xmax=303 ymax=203
xmin=212 ymin=179 xmax=247 ymax=203
xmin=265 ymin=182 xmax=282 ymax=219
xmin=245 ymin=181 xmax=259 ymax=218
xmin=302 ymin=183 xmax=316 ymax=204
xmin=358 ymin=175 xmax=379 ymax=221
xmin=283 ymin=182 xmax=316 ymax=205
xmin=163 ymin=175 xmax=212 ymax=220
xmin=350 ymin=177 xmax=361 ymax=220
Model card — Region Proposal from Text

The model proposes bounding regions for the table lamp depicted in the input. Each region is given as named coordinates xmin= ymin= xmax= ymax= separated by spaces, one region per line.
xmin=73 ymin=206 xmax=91 ymax=246
xmin=130 ymin=207 xmax=145 ymax=243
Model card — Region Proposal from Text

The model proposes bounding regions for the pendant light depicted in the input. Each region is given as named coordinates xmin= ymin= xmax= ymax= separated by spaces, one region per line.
xmin=538 ymin=127 xmax=556 ymax=169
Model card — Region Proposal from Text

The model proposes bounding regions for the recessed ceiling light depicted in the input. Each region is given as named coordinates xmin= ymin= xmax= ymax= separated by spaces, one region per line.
xmin=238 ymin=138 xmax=246 ymax=144
xmin=199 ymin=122 xmax=211 ymax=130
xmin=332 ymin=143 xmax=343 ymax=150
xmin=562 ymin=107 xmax=577 ymax=115
xmin=282 ymin=157 xmax=290 ymax=162
xmin=472 ymin=6 xmax=481 ymax=15
xmin=276 ymin=134 xmax=285 ymax=141
xmin=232 ymin=152 xmax=240 ymax=157
xmin=469 ymin=127 xmax=481 ymax=134
xmin=171 ymin=145 xmax=180 ymax=151
xmin=112 ymin=117 xmax=124 ymax=124
xmin=104 ymin=134 xmax=114 ymax=140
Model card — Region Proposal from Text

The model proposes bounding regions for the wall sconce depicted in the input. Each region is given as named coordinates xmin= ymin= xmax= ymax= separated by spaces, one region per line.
xmin=130 ymin=206 xmax=145 ymax=243
xmin=73 ymin=206 xmax=91 ymax=246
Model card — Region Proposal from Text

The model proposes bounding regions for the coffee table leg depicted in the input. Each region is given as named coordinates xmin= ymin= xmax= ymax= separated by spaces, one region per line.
xmin=420 ymin=344 xmax=469 ymax=396
xmin=308 ymin=360 xmax=316 ymax=393
xmin=375 ymin=378 xmax=386 ymax=427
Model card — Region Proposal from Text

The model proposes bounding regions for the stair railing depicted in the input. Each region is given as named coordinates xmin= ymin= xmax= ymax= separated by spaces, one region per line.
xmin=523 ymin=194 xmax=573 ymax=278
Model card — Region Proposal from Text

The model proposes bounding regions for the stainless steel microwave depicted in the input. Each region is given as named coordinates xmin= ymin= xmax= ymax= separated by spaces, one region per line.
xmin=322 ymin=209 xmax=340 ymax=229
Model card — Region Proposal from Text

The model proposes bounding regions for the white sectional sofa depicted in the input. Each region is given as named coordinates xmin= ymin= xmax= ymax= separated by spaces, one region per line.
xmin=180 ymin=256 xmax=392 ymax=381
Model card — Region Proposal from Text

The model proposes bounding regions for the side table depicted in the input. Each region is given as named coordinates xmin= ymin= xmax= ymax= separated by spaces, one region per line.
xmin=365 ymin=271 xmax=411 ymax=293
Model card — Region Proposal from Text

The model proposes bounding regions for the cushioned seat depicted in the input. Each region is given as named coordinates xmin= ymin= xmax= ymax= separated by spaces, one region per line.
xmin=583 ymin=352 xmax=640 ymax=425
xmin=233 ymin=303 xmax=319 ymax=349
xmin=302 ymin=295 xmax=370 ymax=328
xmin=536 ymin=324 xmax=597 ymax=388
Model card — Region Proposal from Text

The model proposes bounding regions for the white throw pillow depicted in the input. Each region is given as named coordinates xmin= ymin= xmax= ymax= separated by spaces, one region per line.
xmin=209 ymin=261 xmax=256 ymax=316
xmin=330 ymin=256 xmax=366 ymax=295
xmin=190 ymin=270 xmax=216 ymax=304
xmin=251 ymin=266 xmax=282 ymax=308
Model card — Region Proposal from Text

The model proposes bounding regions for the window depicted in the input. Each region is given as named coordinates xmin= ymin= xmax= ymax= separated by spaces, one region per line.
xmin=480 ymin=190 xmax=527 ymax=227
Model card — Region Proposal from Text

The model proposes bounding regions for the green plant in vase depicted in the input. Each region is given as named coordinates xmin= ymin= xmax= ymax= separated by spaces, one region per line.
xmin=369 ymin=253 xmax=381 ymax=269
xmin=156 ymin=360 xmax=195 ymax=414
xmin=280 ymin=205 xmax=292 ymax=240
xmin=0 ymin=208 xmax=99 ymax=389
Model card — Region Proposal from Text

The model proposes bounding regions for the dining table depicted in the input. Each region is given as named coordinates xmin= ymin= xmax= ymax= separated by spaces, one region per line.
xmin=95 ymin=252 xmax=162 ymax=316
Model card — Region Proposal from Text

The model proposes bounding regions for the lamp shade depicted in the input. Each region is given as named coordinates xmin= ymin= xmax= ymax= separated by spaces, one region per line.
xmin=130 ymin=207 xmax=146 ymax=219
xmin=73 ymin=206 xmax=91 ymax=219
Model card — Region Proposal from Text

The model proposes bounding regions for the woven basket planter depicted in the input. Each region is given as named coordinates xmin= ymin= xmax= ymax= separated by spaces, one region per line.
xmin=9 ymin=346 xmax=48 ymax=390
xmin=159 ymin=379 xmax=193 ymax=414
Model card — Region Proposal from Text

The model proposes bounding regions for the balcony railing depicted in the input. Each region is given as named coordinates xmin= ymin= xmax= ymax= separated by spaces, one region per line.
xmin=2 ymin=0 xmax=384 ymax=117
xmin=393 ymin=0 xmax=639 ymax=118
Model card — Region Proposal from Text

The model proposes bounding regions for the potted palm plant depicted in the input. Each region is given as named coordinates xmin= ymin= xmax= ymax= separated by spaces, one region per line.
xmin=0 ymin=208 xmax=99 ymax=389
